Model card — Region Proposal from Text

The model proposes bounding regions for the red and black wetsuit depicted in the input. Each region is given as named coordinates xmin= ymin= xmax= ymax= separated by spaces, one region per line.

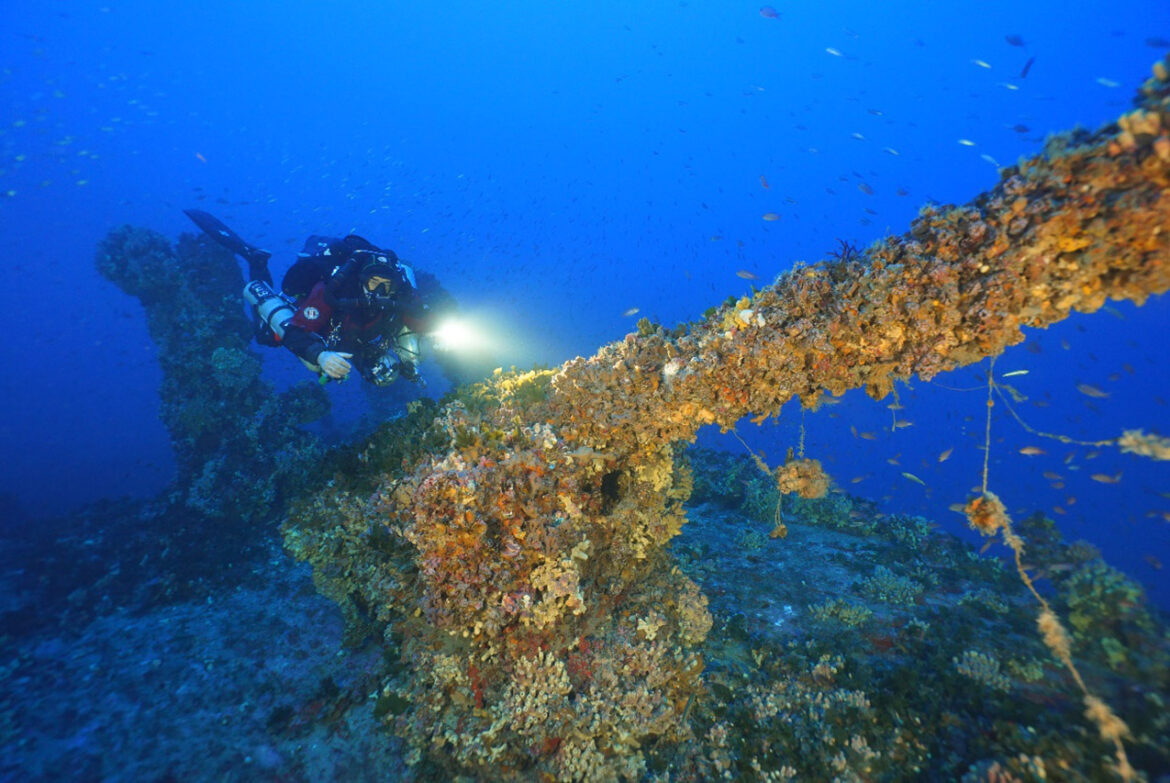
xmin=281 ymin=268 xmax=431 ymax=377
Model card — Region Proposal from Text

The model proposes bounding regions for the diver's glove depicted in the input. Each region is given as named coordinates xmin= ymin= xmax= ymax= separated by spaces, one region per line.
xmin=317 ymin=351 xmax=354 ymax=379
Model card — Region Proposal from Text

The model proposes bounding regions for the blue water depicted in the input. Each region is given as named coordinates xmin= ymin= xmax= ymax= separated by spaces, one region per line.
xmin=2 ymin=0 xmax=1167 ymax=617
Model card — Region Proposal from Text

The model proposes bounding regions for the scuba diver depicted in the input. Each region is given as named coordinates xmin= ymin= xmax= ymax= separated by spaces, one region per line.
xmin=184 ymin=209 xmax=443 ymax=386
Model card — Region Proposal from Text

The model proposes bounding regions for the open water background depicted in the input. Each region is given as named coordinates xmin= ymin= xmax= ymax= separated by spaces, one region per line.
xmin=1 ymin=0 xmax=1167 ymax=606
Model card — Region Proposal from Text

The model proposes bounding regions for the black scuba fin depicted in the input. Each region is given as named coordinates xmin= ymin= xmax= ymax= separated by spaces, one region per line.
xmin=183 ymin=209 xmax=273 ymax=283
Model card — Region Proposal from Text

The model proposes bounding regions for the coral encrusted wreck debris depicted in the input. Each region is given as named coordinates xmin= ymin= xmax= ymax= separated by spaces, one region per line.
xmin=285 ymin=58 xmax=1170 ymax=780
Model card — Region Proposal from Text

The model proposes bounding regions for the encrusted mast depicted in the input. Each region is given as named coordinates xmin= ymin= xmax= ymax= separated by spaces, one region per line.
xmin=287 ymin=60 xmax=1169 ymax=779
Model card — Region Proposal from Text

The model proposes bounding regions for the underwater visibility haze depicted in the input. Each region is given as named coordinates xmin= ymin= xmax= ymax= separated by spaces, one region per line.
xmin=2 ymin=1 xmax=1169 ymax=780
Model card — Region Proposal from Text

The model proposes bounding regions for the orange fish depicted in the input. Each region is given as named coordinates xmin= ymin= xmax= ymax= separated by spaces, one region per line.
xmin=762 ymin=212 xmax=781 ymax=222
xmin=938 ymin=447 xmax=953 ymax=463
xmin=1052 ymin=506 xmax=1066 ymax=515
xmin=1090 ymin=472 xmax=1123 ymax=484
xmin=759 ymin=175 xmax=770 ymax=189
xmin=1076 ymin=383 xmax=1109 ymax=399
xmin=859 ymin=431 xmax=877 ymax=440
xmin=1018 ymin=446 xmax=1046 ymax=456
xmin=736 ymin=270 xmax=759 ymax=280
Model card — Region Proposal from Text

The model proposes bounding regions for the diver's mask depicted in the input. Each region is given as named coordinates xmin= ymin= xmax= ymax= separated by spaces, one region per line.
xmin=357 ymin=253 xmax=400 ymax=309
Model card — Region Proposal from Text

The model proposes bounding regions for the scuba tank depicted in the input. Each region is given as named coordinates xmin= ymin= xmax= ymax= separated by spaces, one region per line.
xmin=243 ymin=280 xmax=295 ymax=342
xmin=245 ymin=280 xmax=340 ymax=386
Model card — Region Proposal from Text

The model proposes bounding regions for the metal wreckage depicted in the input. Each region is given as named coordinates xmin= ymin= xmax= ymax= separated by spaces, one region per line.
xmin=278 ymin=57 xmax=1170 ymax=782
xmin=102 ymin=57 xmax=1170 ymax=780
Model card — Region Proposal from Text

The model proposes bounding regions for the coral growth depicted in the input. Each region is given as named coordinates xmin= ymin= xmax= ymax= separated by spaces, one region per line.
xmin=774 ymin=457 xmax=831 ymax=499
xmin=97 ymin=227 xmax=329 ymax=523
xmin=281 ymin=61 xmax=1170 ymax=778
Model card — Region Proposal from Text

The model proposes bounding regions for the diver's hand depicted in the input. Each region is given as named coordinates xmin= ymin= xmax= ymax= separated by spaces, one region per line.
xmin=318 ymin=351 xmax=354 ymax=379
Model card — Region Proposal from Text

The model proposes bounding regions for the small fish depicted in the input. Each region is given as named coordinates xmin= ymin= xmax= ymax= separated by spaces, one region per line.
xmin=958 ymin=138 xmax=976 ymax=146
xmin=999 ymin=82 xmax=1020 ymax=91
xmin=762 ymin=212 xmax=781 ymax=221
xmin=1095 ymin=77 xmax=1120 ymax=88
xmin=1018 ymin=446 xmax=1046 ymax=456
xmin=850 ymin=474 xmax=870 ymax=484
xmin=883 ymin=147 xmax=899 ymax=156
xmin=858 ymin=431 xmax=877 ymax=440
xmin=1147 ymin=37 xmax=1170 ymax=48
xmin=759 ymin=6 xmax=779 ymax=19
xmin=1122 ymin=362 xmax=1135 ymax=374
xmin=1052 ymin=506 xmax=1066 ymax=515
xmin=1011 ymin=124 xmax=1030 ymax=134
xmin=1020 ymin=56 xmax=1035 ymax=78
xmin=826 ymin=47 xmax=843 ymax=57
xmin=895 ymin=187 xmax=909 ymax=196
xmin=622 ymin=307 xmax=640 ymax=317
xmin=1004 ymin=34 xmax=1026 ymax=47
xmin=1144 ymin=555 xmax=1163 ymax=571
xmin=851 ymin=132 xmax=866 ymax=141
xmin=972 ymin=59 xmax=992 ymax=69
xmin=938 ymin=447 xmax=954 ymax=463
xmin=948 ymin=503 xmax=967 ymax=514
xmin=759 ymin=174 xmax=770 ymax=189
xmin=901 ymin=471 xmax=927 ymax=486
xmin=1050 ymin=482 xmax=1065 ymax=490
xmin=1065 ymin=496 xmax=1076 ymax=506
xmin=886 ymin=402 xmax=904 ymax=410
xmin=195 ymin=152 xmax=207 ymax=163
xmin=1002 ymin=370 xmax=1029 ymax=377
xmin=1042 ymin=471 xmax=1062 ymax=480
xmin=892 ymin=420 xmax=914 ymax=429
xmin=1090 ymin=472 xmax=1122 ymax=484
xmin=857 ymin=182 xmax=874 ymax=195
xmin=1076 ymin=383 xmax=1109 ymax=399
xmin=736 ymin=270 xmax=759 ymax=280
xmin=980 ymin=154 xmax=1000 ymax=167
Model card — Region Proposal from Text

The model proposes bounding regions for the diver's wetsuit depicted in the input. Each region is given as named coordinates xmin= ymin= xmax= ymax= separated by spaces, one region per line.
xmin=282 ymin=272 xmax=429 ymax=374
